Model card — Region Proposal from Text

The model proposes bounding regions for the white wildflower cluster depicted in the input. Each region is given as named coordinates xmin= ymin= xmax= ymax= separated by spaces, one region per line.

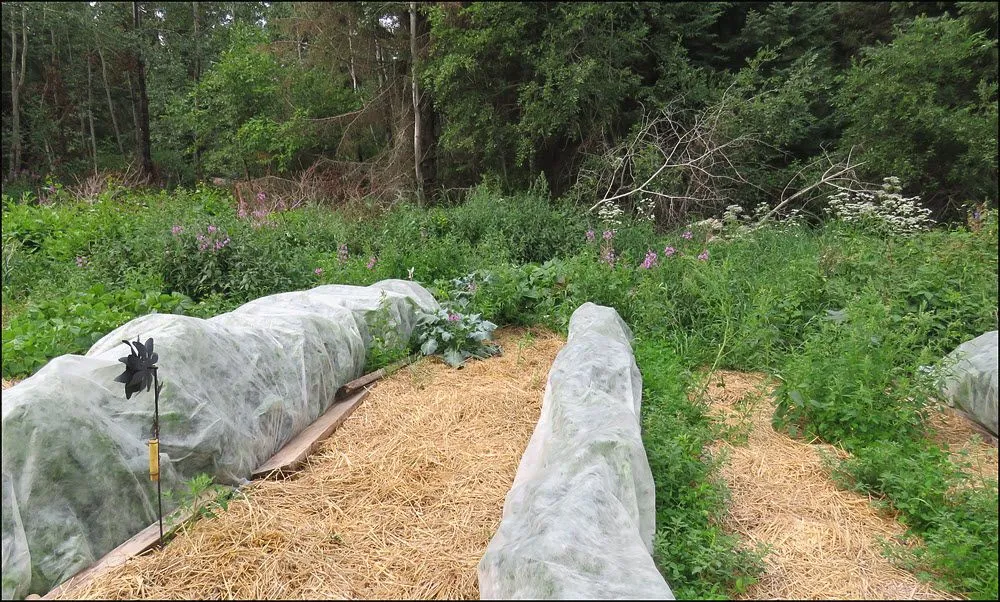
xmin=826 ymin=176 xmax=933 ymax=235
xmin=635 ymin=196 xmax=656 ymax=223
xmin=713 ymin=201 xmax=804 ymax=240
xmin=594 ymin=199 xmax=625 ymax=227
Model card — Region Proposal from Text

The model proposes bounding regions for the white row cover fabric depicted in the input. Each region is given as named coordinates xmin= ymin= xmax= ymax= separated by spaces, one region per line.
xmin=1 ymin=280 xmax=437 ymax=600
xmin=939 ymin=330 xmax=998 ymax=436
xmin=478 ymin=303 xmax=673 ymax=600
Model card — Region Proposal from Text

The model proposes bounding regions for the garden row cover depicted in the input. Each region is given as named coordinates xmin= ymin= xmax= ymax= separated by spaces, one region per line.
xmin=479 ymin=303 xmax=674 ymax=600
xmin=940 ymin=330 xmax=998 ymax=437
xmin=1 ymin=280 xmax=438 ymax=600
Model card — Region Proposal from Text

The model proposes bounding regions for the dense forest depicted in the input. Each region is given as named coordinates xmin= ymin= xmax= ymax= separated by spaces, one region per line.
xmin=2 ymin=1 xmax=997 ymax=221
xmin=2 ymin=4 xmax=999 ymax=601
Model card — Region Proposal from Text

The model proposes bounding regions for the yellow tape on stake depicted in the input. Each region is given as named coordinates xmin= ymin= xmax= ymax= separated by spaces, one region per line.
xmin=148 ymin=439 xmax=159 ymax=482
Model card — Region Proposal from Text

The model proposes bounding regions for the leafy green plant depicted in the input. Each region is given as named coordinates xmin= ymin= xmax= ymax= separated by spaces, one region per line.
xmin=413 ymin=306 xmax=501 ymax=368
xmin=163 ymin=473 xmax=238 ymax=536
xmin=637 ymin=340 xmax=766 ymax=598
xmin=364 ymin=292 xmax=410 ymax=373
xmin=2 ymin=285 xmax=193 ymax=378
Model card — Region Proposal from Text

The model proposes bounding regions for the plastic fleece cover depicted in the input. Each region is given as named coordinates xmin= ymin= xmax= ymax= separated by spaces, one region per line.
xmin=939 ymin=330 xmax=998 ymax=436
xmin=478 ymin=302 xmax=674 ymax=600
xmin=1 ymin=280 xmax=437 ymax=599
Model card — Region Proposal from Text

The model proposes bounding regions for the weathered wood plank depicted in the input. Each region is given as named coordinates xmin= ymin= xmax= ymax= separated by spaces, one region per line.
xmin=336 ymin=355 xmax=418 ymax=400
xmin=251 ymin=388 xmax=370 ymax=479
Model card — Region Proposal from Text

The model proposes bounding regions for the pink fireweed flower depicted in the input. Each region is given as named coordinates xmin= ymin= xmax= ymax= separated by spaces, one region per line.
xmin=171 ymin=225 xmax=184 ymax=236
xmin=367 ymin=256 xmax=377 ymax=270
xmin=207 ymin=225 xmax=218 ymax=234
xmin=682 ymin=230 xmax=693 ymax=240
xmin=603 ymin=230 xmax=614 ymax=241
xmin=640 ymin=250 xmax=658 ymax=269
xmin=664 ymin=245 xmax=676 ymax=257
xmin=447 ymin=312 xmax=461 ymax=322
xmin=600 ymin=246 xmax=616 ymax=266
xmin=586 ymin=229 xmax=596 ymax=242
xmin=256 ymin=191 xmax=267 ymax=203
xmin=337 ymin=243 xmax=349 ymax=264
xmin=698 ymin=250 xmax=709 ymax=261
xmin=314 ymin=267 xmax=324 ymax=276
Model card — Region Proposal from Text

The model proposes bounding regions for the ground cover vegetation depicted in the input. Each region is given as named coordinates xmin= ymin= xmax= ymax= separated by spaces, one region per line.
xmin=2 ymin=1 xmax=997 ymax=599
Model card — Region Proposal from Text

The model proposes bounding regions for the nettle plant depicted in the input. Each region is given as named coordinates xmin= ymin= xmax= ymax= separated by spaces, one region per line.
xmin=826 ymin=176 xmax=934 ymax=235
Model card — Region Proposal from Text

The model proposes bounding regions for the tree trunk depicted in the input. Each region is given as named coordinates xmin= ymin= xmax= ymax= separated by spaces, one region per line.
xmin=348 ymin=28 xmax=358 ymax=91
xmin=87 ymin=51 xmax=99 ymax=175
xmin=192 ymin=1 xmax=202 ymax=179
xmin=410 ymin=3 xmax=423 ymax=203
xmin=97 ymin=42 xmax=125 ymax=155
xmin=8 ymin=6 xmax=28 ymax=179
xmin=130 ymin=1 xmax=154 ymax=182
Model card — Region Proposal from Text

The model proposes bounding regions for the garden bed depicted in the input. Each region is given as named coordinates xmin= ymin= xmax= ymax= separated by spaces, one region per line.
xmin=702 ymin=370 xmax=994 ymax=600
xmin=50 ymin=327 xmax=563 ymax=600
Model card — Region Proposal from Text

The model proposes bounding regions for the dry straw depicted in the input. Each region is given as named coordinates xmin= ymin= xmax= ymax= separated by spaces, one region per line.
xmin=702 ymin=370 xmax=976 ymax=600
xmin=57 ymin=327 xmax=564 ymax=600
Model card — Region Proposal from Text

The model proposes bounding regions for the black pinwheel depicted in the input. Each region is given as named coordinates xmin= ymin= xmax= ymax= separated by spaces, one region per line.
xmin=115 ymin=337 xmax=159 ymax=399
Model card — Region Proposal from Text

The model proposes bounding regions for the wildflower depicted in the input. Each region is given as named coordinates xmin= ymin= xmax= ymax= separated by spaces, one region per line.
xmin=682 ymin=230 xmax=693 ymax=240
xmin=603 ymin=230 xmax=614 ymax=241
xmin=75 ymin=256 xmax=89 ymax=268
xmin=640 ymin=250 xmax=658 ymax=269
xmin=447 ymin=312 xmax=461 ymax=322
xmin=407 ymin=267 xmax=415 ymax=280
xmin=338 ymin=243 xmax=349 ymax=264
xmin=586 ymin=229 xmax=596 ymax=242
xmin=214 ymin=237 xmax=230 ymax=251
xmin=314 ymin=268 xmax=324 ymax=276
xmin=256 ymin=191 xmax=267 ymax=203
xmin=367 ymin=256 xmax=377 ymax=270
xmin=698 ymin=250 xmax=709 ymax=261
xmin=171 ymin=225 xmax=184 ymax=236
xmin=207 ymin=225 xmax=218 ymax=234
xmin=663 ymin=246 xmax=676 ymax=257
xmin=600 ymin=246 xmax=616 ymax=267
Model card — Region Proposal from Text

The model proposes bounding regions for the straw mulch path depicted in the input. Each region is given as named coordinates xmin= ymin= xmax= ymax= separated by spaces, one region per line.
xmin=703 ymin=370 xmax=959 ymax=600
xmin=927 ymin=408 xmax=998 ymax=484
xmin=56 ymin=326 xmax=563 ymax=600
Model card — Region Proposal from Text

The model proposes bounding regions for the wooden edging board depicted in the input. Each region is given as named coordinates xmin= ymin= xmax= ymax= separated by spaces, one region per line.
xmin=250 ymin=388 xmax=370 ymax=479
xmin=37 ymin=357 xmax=420 ymax=599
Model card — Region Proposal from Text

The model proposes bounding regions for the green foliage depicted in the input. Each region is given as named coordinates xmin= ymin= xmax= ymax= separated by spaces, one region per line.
xmin=163 ymin=473 xmax=238 ymax=537
xmin=772 ymin=290 xmax=936 ymax=445
xmin=836 ymin=15 xmax=998 ymax=205
xmin=363 ymin=292 xmax=411 ymax=373
xmin=413 ymin=304 xmax=500 ymax=368
xmin=835 ymin=441 xmax=998 ymax=599
xmin=637 ymin=341 xmax=765 ymax=598
xmin=2 ymin=284 xmax=193 ymax=378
